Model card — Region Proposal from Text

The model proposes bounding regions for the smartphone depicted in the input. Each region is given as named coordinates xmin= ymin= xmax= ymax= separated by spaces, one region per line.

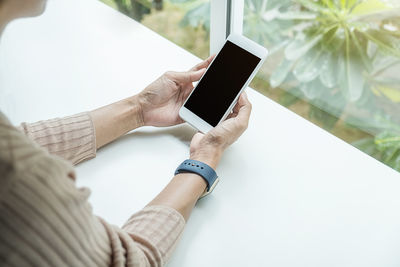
xmin=179 ymin=33 xmax=268 ymax=133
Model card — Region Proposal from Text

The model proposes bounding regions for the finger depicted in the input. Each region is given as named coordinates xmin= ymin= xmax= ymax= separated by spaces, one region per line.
xmin=234 ymin=92 xmax=252 ymax=127
xmin=182 ymin=83 xmax=196 ymax=100
xmin=167 ymin=68 xmax=206 ymax=84
xmin=224 ymin=93 xmax=246 ymax=121
xmin=232 ymin=94 xmax=245 ymax=115
xmin=190 ymin=54 xmax=215 ymax=71
xmin=230 ymin=92 xmax=248 ymax=116
xmin=226 ymin=111 xmax=238 ymax=120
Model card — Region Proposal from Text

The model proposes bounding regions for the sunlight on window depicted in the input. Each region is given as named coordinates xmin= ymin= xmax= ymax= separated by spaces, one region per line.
xmin=99 ymin=0 xmax=400 ymax=172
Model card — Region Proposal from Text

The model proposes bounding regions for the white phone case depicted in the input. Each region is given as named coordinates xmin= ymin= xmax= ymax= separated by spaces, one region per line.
xmin=179 ymin=33 xmax=268 ymax=133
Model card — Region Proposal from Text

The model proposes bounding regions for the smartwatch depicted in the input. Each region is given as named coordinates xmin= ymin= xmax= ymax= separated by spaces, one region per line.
xmin=174 ymin=159 xmax=219 ymax=198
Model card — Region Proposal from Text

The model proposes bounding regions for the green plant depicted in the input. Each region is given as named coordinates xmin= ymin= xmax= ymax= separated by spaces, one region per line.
xmin=266 ymin=0 xmax=400 ymax=170
xmin=270 ymin=0 xmax=400 ymax=99
xmin=100 ymin=0 xmax=152 ymax=21
xmin=169 ymin=0 xmax=210 ymax=30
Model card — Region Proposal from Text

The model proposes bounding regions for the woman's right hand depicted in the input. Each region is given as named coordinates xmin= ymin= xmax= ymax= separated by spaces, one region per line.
xmin=189 ymin=92 xmax=252 ymax=169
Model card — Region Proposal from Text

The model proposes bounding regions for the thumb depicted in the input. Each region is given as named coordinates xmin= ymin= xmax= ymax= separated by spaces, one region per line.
xmin=167 ymin=68 xmax=206 ymax=84
xmin=235 ymin=92 xmax=252 ymax=125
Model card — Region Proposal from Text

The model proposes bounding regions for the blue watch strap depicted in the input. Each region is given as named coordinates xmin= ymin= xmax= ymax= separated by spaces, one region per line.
xmin=174 ymin=159 xmax=218 ymax=192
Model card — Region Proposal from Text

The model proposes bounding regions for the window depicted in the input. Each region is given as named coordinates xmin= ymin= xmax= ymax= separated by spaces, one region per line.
xmin=100 ymin=0 xmax=210 ymax=59
xmin=101 ymin=0 xmax=400 ymax=172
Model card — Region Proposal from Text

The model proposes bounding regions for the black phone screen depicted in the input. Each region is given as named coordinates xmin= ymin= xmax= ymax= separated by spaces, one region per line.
xmin=184 ymin=41 xmax=261 ymax=127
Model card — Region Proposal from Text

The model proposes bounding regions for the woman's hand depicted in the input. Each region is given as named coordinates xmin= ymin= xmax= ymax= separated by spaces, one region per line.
xmin=147 ymin=92 xmax=251 ymax=221
xmin=138 ymin=56 xmax=214 ymax=127
xmin=189 ymin=92 xmax=252 ymax=169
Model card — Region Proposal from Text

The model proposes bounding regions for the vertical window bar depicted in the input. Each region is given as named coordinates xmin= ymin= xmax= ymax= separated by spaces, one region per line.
xmin=226 ymin=0 xmax=232 ymax=38
xmin=210 ymin=0 xmax=228 ymax=54
xmin=210 ymin=0 xmax=244 ymax=55
xmin=230 ymin=0 xmax=244 ymax=35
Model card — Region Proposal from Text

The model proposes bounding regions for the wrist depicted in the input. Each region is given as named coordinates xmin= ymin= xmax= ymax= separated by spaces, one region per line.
xmin=135 ymin=92 xmax=154 ymax=126
xmin=90 ymin=95 xmax=144 ymax=148
xmin=190 ymin=147 xmax=222 ymax=169
xmin=124 ymin=95 xmax=145 ymax=129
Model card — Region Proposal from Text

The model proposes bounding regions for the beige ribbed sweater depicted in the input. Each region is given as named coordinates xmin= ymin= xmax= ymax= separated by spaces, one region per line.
xmin=0 ymin=111 xmax=185 ymax=267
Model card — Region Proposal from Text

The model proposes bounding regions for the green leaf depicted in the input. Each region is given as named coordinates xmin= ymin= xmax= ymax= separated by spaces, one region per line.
xmin=320 ymin=26 xmax=342 ymax=52
xmin=347 ymin=0 xmax=360 ymax=10
xmin=372 ymin=54 xmax=400 ymax=76
xmin=319 ymin=52 xmax=338 ymax=88
xmin=338 ymin=30 xmax=365 ymax=101
xmin=270 ymin=58 xmax=293 ymax=88
xmin=285 ymin=33 xmax=323 ymax=61
xmin=363 ymin=29 xmax=400 ymax=58
xmin=296 ymin=0 xmax=328 ymax=12
xmin=322 ymin=0 xmax=337 ymax=10
xmin=351 ymin=31 xmax=372 ymax=71
xmin=299 ymin=78 xmax=324 ymax=100
xmin=377 ymin=85 xmax=400 ymax=103
xmin=351 ymin=0 xmax=390 ymax=15
xmin=122 ymin=0 xmax=132 ymax=9
xmin=375 ymin=131 xmax=400 ymax=151
xmin=293 ymin=47 xmax=326 ymax=83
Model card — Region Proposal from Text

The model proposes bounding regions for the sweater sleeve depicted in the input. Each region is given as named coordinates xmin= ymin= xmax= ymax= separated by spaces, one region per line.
xmin=0 ymin=113 xmax=186 ymax=267
xmin=18 ymin=112 xmax=97 ymax=165
xmin=102 ymin=206 xmax=185 ymax=266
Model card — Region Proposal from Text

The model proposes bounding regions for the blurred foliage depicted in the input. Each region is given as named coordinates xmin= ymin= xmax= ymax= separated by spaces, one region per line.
xmin=170 ymin=0 xmax=210 ymax=30
xmin=100 ymin=0 xmax=209 ymax=58
xmin=101 ymin=0 xmax=400 ymax=172
xmin=141 ymin=1 xmax=209 ymax=59
xmin=101 ymin=0 xmax=152 ymax=21
xmin=353 ymin=116 xmax=400 ymax=170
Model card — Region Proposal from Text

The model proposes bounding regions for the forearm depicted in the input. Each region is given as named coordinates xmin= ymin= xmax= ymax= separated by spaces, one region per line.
xmin=148 ymin=150 xmax=221 ymax=221
xmin=90 ymin=95 xmax=144 ymax=149
xmin=148 ymin=173 xmax=206 ymax=221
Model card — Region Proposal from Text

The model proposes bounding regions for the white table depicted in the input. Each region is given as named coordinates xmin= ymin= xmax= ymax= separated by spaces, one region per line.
xmin=1 ymin=0 xmax=400 ymax=266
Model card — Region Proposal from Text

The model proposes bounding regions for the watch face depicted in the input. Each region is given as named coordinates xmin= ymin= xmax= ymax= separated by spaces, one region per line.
xmin=200 ymin=178 xmax=220 ymax=198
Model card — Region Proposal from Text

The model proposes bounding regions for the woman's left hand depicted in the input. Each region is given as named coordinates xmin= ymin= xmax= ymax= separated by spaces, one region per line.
xmin=138 ymin=55 xmax=214 ymax=127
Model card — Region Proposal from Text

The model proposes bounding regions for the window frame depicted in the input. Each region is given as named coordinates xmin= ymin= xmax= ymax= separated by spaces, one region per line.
xmin=210 ymin=0 xmax=244 ymax=54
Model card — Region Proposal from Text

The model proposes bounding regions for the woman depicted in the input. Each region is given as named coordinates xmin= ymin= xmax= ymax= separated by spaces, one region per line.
xmin=0 ymin=0 xmax=252 ymax=266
